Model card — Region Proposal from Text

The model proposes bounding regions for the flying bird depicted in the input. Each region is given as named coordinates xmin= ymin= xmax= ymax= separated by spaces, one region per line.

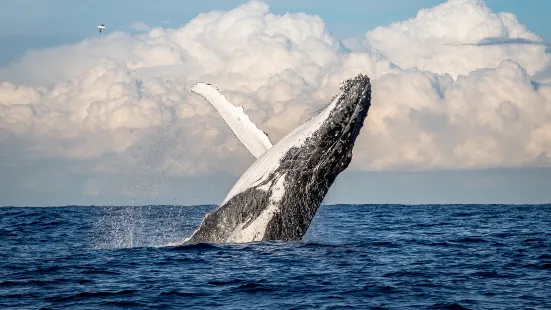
xmin=97 ymin=24 xmax=106 ymax=34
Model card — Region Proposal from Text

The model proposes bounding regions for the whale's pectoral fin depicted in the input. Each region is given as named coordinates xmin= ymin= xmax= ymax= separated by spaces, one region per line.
xmin=191 ymin=82 xmax=273 ymax=159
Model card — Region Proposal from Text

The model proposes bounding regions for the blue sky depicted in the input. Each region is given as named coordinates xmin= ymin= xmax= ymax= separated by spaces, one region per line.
xmin=1 ymin=0 xmax=550 ymax=206
xmin=1 ymin=0 xmax=549 ymax=65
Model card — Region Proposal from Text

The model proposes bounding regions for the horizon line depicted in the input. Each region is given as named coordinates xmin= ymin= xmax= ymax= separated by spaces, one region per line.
xmin=2 ymin=203 xmax=550 ymax=208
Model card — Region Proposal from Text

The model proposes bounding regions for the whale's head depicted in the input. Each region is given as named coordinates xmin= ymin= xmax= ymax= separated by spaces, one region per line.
xmin=302 ymin=74 xmax=372 ymax=178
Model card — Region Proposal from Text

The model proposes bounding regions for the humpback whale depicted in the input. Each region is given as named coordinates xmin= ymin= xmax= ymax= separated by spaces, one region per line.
xmin=182 ymin=74 xmax=372 ymax=244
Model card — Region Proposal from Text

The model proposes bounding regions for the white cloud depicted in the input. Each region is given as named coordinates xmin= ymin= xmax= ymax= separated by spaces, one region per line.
xmin=0 ymin=0 xmax=550 ymax=200
xmin=352 ymin=60 xmax=551 ymax=171
xmin=365 ymin=0 xmax=550 ymax=78
xmin=131 ymin=22 xmax=151 ymax=31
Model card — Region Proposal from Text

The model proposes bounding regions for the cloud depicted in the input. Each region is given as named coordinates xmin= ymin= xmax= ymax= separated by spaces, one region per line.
xmin=365 ymin=0 xmax=550 ymax=78
xmin=131 ymin=22 xmax=151 ymax=31
xmin=0 ymin=0 xmax=550 ymax=201
xmin=459 ymin=37 xmax=551 ymax=47
xmin=351 ymin=60 xmax=551 ymax=171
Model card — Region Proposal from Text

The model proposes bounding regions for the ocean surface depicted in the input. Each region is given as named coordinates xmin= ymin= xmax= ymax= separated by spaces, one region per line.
xmin=1 ymin=204 xmax=550 ymax=309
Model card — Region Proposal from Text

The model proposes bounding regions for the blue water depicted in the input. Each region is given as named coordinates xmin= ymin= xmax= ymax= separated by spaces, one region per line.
xmin=1 ymin=204 xmax=550 ymax=309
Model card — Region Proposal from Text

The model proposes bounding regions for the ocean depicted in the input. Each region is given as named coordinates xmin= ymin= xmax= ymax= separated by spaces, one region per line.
xmin=1 ymin=204 xmax=550 ymax=309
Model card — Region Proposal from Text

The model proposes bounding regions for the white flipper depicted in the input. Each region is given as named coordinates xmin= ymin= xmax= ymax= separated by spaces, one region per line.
xmin=191 ymin=82 xmax=273 ymax=158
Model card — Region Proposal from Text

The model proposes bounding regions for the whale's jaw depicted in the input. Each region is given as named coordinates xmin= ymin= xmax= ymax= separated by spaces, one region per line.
xmin=184 ymin=74 xmax=372 ymax=244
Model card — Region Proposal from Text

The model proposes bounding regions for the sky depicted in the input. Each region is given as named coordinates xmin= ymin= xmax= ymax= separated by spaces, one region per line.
xmin=1 ymin=0 xmax=550 ymax=65
xmin=0 ymin=0 xmax=550 ymax=206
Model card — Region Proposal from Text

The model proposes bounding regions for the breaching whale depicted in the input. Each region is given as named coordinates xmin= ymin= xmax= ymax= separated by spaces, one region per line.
xmin=181 ymin=74 xmax=372 ymax=244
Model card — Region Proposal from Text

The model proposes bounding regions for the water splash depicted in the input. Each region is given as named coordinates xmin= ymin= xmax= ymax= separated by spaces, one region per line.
xmin=90 ymin=205 xmax=209 ymax=249
xmin=90 ymin=116 xmax=212 ymax=249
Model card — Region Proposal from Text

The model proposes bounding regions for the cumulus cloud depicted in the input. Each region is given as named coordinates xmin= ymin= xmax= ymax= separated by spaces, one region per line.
xmin=0 ymin=0 xmax=550 ymax=201
xmin=131 ymin=22 xmax=151 ymax=31
xmin=365 ymin=0 xmax=550 ymax=78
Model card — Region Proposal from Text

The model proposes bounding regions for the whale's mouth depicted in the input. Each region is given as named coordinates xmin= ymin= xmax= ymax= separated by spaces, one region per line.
xmin=315 ymin=106 xmax=363 ymax=170
xmin=335 ymin=75 xmax=371 ymax=142
xmin=335 ymin=85 xmax=371 ymax=145
xmin=348 ymin=101 xmax=369 ymax=143
xmin=318 ymin=78 xmax=371 ymax=172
